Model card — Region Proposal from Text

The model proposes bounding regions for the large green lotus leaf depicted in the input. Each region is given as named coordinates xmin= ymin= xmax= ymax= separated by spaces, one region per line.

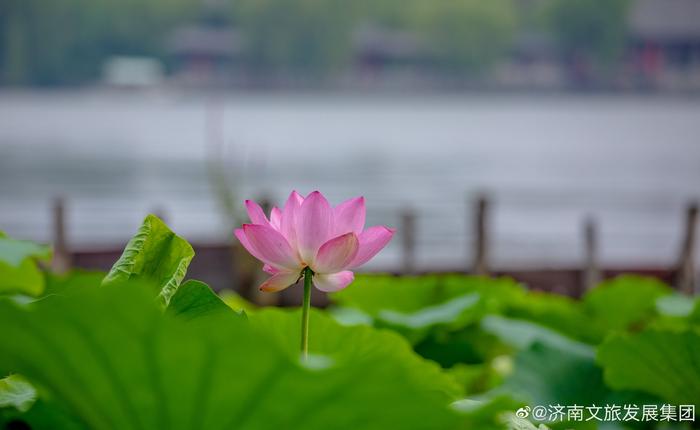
xmin=598 ymin=328 xmax=700 ymax=409
xmin=0 ymin=259 xmax=45 ymax=297
xmin=649 ymin=294 xmax=700 ymax=331
xmin=506 ymin=291 xmax=603 ymax=345
xmin=328 ymin=306 xmax=373 ymax=326
xmin=497 ymin=344 xmax=607 ymax=430
xmin=498 ymin=340 xmax=659 ymax=430
xmin=246 ymin=309 xmax=541 ymax=429
xmin=441 ymin=275 xmax=528 ymax=310
xmin=0 ymin=235 xmax=52 ymax=267
xmin=43 ymin=270 xmax=107 ymax=297
xmin=655 ymin=294 xmax=696 ymax=318
xmin=166 ymin=280 xmax=244 ymax=322
xmin=330 ymin=274 xmax=444 ymax=314
xmin=486 ymin=320 xmax=663 ymax=429
xmin=102 ymin=214 xmax=194 ymax=305
xmin=690 ymin=301 xmax=700 ymax=326
xmin=501 ymin=341 xmax=605 ymax=407
xmin=332 ymin=274 xmax=525 ymax=316
xmin=1 ymin=399 xmax=83 ymax=430
xmin=332 ymin=275 xmax=607 ymax=345
xmin=668 ymin=298 xmax=700 ymax=329
xmin=0 ymin=235 xmax=52 ymax=297
xmin=219 ymin=289 xmax=257 ymax=314
xmin=482 ymin=316 xmax=613 ymax=427
xmin=447 ymin=363 xmax=492 ymax=394
xmin=0 ymin=283 xmax=462 ymax=430
xmin=248 ymin=307 xmax=462 ymax=399
xmin=374 ymin=293 xmax=485 ymax=344
xmin=413 ymin=325 xmax=509 ymax=368
xmin=506 ymin=415 xmax=551 ymax=430
xmin=452 ymin=393 xmax=525 ymax=430
xmin=0 ymin=375 xmax=79 ymax=430
xmin=480 ymin=315 xmax=594 ymax=356
xmin=331 ymin=275 xmax=526 ymax=343
xmin=377 ymin=293 xmax=481 ymax=330
xmin=583 ymin=275 xmax=671 ymax=332
xmin=0 ymin=374 xmax=36 ymax=412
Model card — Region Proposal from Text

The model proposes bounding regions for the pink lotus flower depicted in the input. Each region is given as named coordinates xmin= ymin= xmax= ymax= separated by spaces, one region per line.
xmin=235 ymin=191 xmax=395 ymax=293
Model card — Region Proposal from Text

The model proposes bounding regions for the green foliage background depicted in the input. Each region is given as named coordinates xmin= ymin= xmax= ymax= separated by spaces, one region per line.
xmin=0 ymin=0 xmax=632 ymax=85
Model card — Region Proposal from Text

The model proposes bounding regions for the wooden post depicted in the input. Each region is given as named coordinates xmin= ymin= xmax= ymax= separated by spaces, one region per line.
xmin=676 ymin=202 xmax=698 ymax=294
xmin=400 ymin=209 xmax=416 ymax=274
xmin=472 ymin=194 xmax=489 ymax=275
xmin=583 ymin=216 xmax=600 ymax=292
xmin=51 ymin=197 xmax=71 ymax=273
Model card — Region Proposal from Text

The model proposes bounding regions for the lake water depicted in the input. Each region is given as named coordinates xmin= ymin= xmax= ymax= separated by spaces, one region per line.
xmin=1 ymin=90 xmax=699 ymax=270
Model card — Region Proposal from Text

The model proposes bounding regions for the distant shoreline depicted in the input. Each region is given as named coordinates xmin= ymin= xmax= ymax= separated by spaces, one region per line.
xmin=1 ymin=85 xmax=700 ymax=101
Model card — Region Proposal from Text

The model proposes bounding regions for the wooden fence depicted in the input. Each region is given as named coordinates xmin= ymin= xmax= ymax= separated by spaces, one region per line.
xmin=49 ymin=195 xmax=698 ymax=305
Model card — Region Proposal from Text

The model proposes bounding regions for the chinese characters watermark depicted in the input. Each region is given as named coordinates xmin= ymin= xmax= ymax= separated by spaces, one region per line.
xmin=515 ymin=404 xmax=695 ymax=423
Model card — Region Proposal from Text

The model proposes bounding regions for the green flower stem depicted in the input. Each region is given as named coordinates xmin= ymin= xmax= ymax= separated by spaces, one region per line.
xmin=300 ymin=266 xmax=313 ymax=360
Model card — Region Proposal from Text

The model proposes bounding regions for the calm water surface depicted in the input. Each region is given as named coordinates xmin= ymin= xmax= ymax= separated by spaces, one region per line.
xmin=1 ymin=90 xmax=699 ymax=269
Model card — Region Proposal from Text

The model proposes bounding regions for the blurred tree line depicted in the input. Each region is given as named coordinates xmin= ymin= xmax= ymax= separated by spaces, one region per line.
xmin=0 ymin=0 xmax=197 ymax=85
xmin=0 ymin=0 xmax=630 ymax=86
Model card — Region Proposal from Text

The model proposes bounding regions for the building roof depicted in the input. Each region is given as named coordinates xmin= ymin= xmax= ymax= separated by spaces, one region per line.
xmin=352 ymin=24 xmax=430 ymax=61
xmin=629 ymin=0 xmax=700 ymax=42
